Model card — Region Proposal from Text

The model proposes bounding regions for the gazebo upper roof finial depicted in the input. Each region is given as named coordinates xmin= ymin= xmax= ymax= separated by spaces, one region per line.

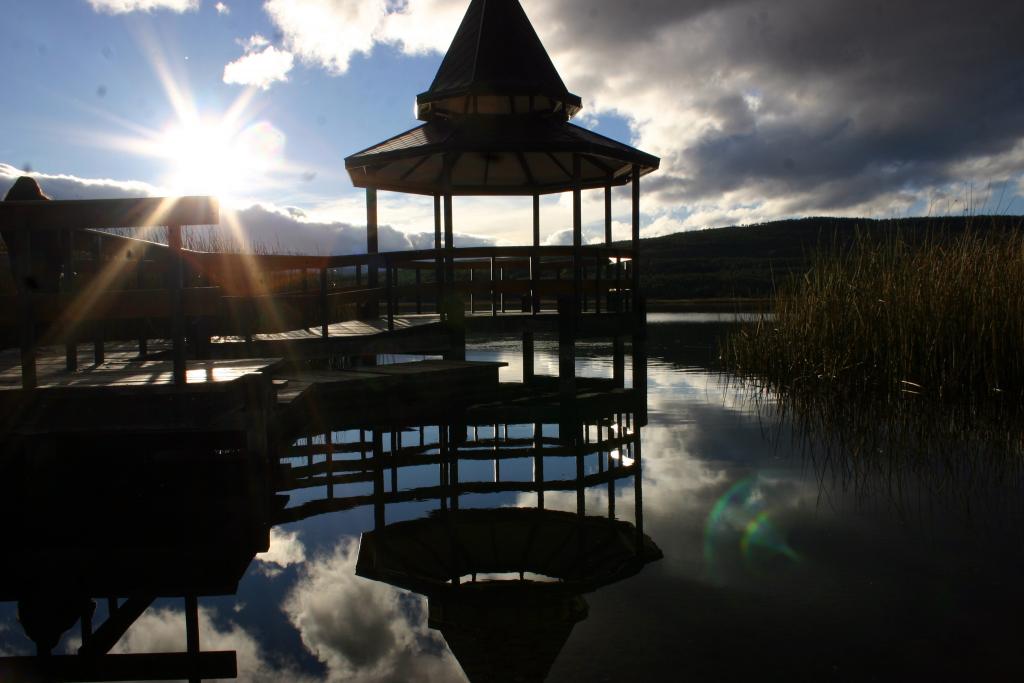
xmin=416 ymin=0 xmax=582 ymax=122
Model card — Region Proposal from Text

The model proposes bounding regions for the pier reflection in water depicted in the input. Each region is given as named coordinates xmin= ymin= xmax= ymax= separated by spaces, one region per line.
xmin=0 ymin=439 xmax=276 ymax=681
xmin=4 ymin=314 xmax=1024 ymax=681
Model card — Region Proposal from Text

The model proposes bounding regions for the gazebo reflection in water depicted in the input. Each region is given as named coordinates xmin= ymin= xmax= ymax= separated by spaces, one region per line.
xmin=280 ymin=384 xmax=660 ymax=683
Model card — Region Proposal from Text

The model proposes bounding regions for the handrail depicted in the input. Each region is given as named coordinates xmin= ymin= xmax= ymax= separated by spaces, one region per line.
xmin=189 ymin=244 xmax=634 ymax=274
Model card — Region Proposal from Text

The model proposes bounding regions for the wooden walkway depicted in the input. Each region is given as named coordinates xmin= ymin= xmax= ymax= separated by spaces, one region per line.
xmin=0 ymin=347 xmax=281 ymax=391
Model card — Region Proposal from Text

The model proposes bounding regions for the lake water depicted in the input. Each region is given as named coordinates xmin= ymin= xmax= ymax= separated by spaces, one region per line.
xmin=2 ymin=312 xmax=1023 ymax=681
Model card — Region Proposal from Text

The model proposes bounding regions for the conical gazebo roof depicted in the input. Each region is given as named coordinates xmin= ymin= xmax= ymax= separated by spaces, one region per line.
xmin=415 ymin=0 xmax=581 ymax=121
xmin=345 ymin=0 xmax=658 ymax=196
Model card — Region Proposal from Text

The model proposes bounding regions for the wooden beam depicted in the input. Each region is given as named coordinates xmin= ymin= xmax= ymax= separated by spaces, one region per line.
xmin=78 ymin=596 xmax=154 ymax=657
xmin=0 ymin=196 xmax=218 ymax=232
xmin=517 ymin=152 xmax=537 ymax=187
xmin=545 ymin=151 xmax=573 ymax=179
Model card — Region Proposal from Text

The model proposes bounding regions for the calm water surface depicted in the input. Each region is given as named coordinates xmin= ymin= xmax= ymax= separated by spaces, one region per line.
xmin=2 ymin=312 xmax=1022 ymax=681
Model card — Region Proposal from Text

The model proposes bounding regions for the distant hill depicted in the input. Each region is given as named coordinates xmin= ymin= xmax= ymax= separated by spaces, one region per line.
xmin=631 ymin=215 xmax=1024 ymax=300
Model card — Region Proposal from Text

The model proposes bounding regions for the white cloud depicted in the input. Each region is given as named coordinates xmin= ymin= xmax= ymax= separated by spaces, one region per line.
xmin=1 ymin=163 xmax=495 ymax=253
xmin=255 ymin=527 xmax=307 ymax=577
xmin=1 ymin=162 xmax=159 ymax=200
xmin=377 ymin=0 xmax=466 ymax=56
xmin=264 ymin=0 xmax=387 ymax=75
xmin=223 ymin=35 xmax=295 ymax=90
xmin=257 ymin=0 xmax=1024 ymax=233
xmin=87 ymin=0 xmax=199 ymax=13
xmin=283 ymin=539 xmax=466 ymax=682
xmin=215 ymin=1 xmax=230 ymax=14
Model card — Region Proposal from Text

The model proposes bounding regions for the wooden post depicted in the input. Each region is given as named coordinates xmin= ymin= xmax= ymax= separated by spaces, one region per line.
xmin=558 ymin=298 xmax=576 ymax=396
xmin=533 ymin=422 xmax=544 ymax=509
xmin=631 ymin=165 xmax=641 ymax=312
xmin=576 ymin=425 xmax=585 ymax=517
xmin=366 ymin=188 xmax=379 ymax=273
xmin=500 ymin=265 xmax=506 ymax=313
xmin=385 ymin=259 xmax=394 ymax=331
xmin=533 ymin=194 xmax=541 ymax=247
xmin=522 ymin=330 xmax=534 ymax=384
xmin=633 ymin=435 xmax=645 ymax=550
xmin=415 ymin=268 xmax=422 ymax=314
xmin=450 ymin=422 xmax=460 ymax=512
xmin=443 ymin=154 xmax=455 ymax=300
xmin=15 ymin=223 xmax=36 ymax=389
xmin=185 ymin=594 xmax=199 ymax=683
xmin=434 ymin=194 xmax=443 ymax=313
xmin=615 ymin=256 xmax=623 ymax=312
xmin=373 ymin=430 xmax=385 ymax=530
xmin=168 ymin=224 xmax=185 ymax=385
xmin=469 ymin=268 xmax=475 ymax=314
xmin=443 ymin=193 xmax=454 ymax=285
xmin=63 ymin=228 xmax=78 ymax=370
xmin=366 ymin=187 xmax=379 ymax=318
xmin=532 ymin=194 xmax=540 ymax=314
xmin=613 ymin=336 xmax=625 ymax=387
xmin=572 ymin=155 xmax=582 ymax=314
xmin=489 ymin=256 xmax=497 ymax=316
xmin=135 ymin=251 xmax=147 ymax=359
xmin=605 ymin=184 xmax=613 ymax=244
xmin=319 ymin=267 xmax=329 ymax=339
xmin=91 ymin=234 xmax=105 ymax=365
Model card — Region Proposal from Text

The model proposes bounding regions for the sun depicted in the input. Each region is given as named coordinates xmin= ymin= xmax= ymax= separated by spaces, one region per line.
xmin=157 ymin=118 xmax=286 ymax=201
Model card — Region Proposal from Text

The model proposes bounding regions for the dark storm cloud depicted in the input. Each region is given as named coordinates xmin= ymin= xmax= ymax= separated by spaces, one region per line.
xmin=531 ymin=0 xmax=1024 ymax=216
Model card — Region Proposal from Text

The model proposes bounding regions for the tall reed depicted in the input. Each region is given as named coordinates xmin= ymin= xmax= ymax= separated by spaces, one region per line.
xmin=724 ymin=225 xmax=1024 ymax=407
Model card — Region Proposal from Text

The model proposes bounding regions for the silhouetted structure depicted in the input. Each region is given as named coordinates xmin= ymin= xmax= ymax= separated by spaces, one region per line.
xmin=346 ymin=0 xmax=659 ymax=291
xmin=0 ymin=444 xmax=275 ymax=681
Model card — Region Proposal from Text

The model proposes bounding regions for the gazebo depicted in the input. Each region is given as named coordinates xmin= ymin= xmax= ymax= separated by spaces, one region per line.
xmin=344 ymin=0 xmax=659 ymax=310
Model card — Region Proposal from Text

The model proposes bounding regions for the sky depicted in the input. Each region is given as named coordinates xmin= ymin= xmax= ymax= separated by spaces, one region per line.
xmin=1 ymin=0 xmax=1023 ymax=253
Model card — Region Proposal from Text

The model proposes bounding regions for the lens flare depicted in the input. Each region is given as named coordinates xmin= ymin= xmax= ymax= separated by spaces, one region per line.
xmin=704 ymin=476 xmax=800 ymax=581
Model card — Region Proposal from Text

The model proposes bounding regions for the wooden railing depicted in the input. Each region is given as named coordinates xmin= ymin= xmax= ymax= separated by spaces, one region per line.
xmin=1 ymin=196 xmax=640 ymax=388
xmin=0 ymin=197 xmax=218 ymax=389
xmin=187 ymin=244 xmax=637 ymax=335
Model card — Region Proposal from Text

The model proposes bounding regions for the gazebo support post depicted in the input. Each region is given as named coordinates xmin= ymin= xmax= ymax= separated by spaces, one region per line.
xmin=605 ymin=185 xmax=613 ymax=244
xmin=608 ymin=182 xmax=623 ymax=380
xmin=443 ymin=194 xmax=454 ymax=281
xmin=441 ymin=156 xmax=464 ymax=359
xmin=522 ymin=193 xmax=540 ymax=381
xmin=434 ymin=194 xmax=442 ymax=313
xmin=531 ymin=193 xmax=540 ymax=313
xmin=631 ymin=165 xmax=647 ymax=400
xmin=366 ymin=187 xmax=379 ymax=318
xmin=572 ymin=155 xmax=582 ymax=314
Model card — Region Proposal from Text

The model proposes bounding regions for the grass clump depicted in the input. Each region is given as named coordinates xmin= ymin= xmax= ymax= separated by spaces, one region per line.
xmin=724 ymin=224 xmax=1024 ymax=408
